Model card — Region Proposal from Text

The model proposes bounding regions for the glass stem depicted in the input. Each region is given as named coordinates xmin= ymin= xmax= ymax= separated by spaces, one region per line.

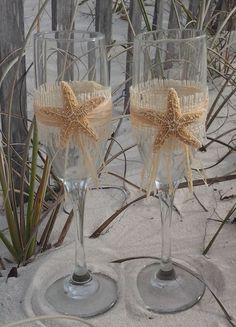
xmin=157 ymin=184 xmax=177 ymax=281
xmin=64 ymin=178 xmax=91 ymax=284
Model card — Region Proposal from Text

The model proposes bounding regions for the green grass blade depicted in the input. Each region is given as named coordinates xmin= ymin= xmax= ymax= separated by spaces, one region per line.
xmin=26 ymin=156 xmax=50 ymax=258
xmin=26 ymin=118 xmax=38 ymax=241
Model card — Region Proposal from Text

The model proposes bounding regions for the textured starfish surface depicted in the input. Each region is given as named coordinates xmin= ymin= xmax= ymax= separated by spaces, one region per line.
xmin=133 ymin=88 xmax=205 ymax=152
xmin=36 ymin=81 xmax=105 ymax=147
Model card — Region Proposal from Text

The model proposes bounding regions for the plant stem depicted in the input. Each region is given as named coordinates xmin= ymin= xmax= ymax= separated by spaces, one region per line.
xmin=64 ymin=178 xmax=91 ymax=283
xmin=203 ymin=201 xmax=236 ymax=255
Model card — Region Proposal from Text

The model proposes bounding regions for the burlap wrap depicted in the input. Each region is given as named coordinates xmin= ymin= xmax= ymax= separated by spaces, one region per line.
xmin=130 ymin=79 xmax=208 ymax=195
xmin=34 ymin=81 xmax=112 ymax=182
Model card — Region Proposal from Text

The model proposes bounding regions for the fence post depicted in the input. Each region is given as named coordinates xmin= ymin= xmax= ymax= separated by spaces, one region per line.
xmin=168 ymin=0 xmax=182 ymax=29
xmin=152 ymin=0 xmax=163 ymax=29
xmin=188 ymin=0 xmax=200 ymax=23
xmin=0 ymin=0 xmax=28 ymax=201
xmin=51 ymin=0 xmax=76 ymax=81
xmin=124 ymin=0 xmax=142 ymax=112
xmin=51 ymin=0 xmax=76 ymax=30
xmin=95 ymin=0 xmax=112 ymax=79
xmin=95 ymin=0 xmax=112 ymax=46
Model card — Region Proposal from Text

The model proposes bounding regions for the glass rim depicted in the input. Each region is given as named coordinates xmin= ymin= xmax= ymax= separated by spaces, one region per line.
xmin=135 ymin=29 xmax=206 ymax=42
xmin=33 ymin=30 xmax=105 ymax=42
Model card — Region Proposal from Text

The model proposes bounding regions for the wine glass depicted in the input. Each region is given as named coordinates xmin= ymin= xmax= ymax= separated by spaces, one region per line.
xmin=130 ymin=29 xmax=208 ymax=313
xmin=33 ymin=31 xmax=117 ymax=317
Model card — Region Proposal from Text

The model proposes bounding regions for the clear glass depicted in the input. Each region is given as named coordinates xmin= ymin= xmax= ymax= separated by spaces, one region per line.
xmin=34 ymin=31 xmax=117 ymax=317
xmin=130 ymin=29 xmax=207 ymax=313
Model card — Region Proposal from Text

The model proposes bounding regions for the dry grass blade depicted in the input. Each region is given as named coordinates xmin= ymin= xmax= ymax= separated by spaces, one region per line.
xmin=104 ymin=144 xmax=136 ymax=168
xmin=103 ymin=137 xmax=129 ymax=190
xmin=171 ymin=0 xmax=181 ymax=28
xmin=0 ymin=149 xmax=22 ymax=259
xmin=89 ymin=194 xmax=146 ymax=238
xmin=137 ymin=0 xmax=152 ymax=31
xmin=39 ymin=186 xmax=64 ymax=251
xmin=206 ymin=69 xmax=236 ymax=130
xmin=203 ymin=150 xmax=232 ymax=170
xmin=205 ymin=128 xmax=236 ymax=148
xmin=211 ymin=6 xmax=236 ymax=47
xmin=207 ymin=136 xmax=236 ymax=152
xmin=203 ymin=201 xmax=236 ymax=255
xmin=54 ymin=209 xmax=74 ymax=248
xmin=180 ymin=174 xmax=236 ymax=188
xmin=0 ymin=231 xmax=18 ymax=262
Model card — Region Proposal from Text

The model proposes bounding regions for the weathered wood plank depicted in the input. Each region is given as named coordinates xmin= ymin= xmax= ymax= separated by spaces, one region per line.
xmin=124 ymin=0 xmax=142 ymax=112
xmin=95 ymin=0 xmax=112 ymax=47
xmin=152 ymin=0 xmax=162 ymax=29
xmin=188 ymin=0 xmax=200 ymax=21
xmin=51 ymin=0 xmax=75 ymax=31
xmin=0 ymin=0 xmax=28 ymax=199
xmin=51 ymin=0 xmax=76 ymax=81
xmin=168 ymin=0 xmax=181 ymax=29
xmin=95 ymin=0 xmax=112 ymax=79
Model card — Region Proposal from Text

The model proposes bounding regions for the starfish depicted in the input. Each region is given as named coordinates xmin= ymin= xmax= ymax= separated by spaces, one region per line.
xmin=132 ymin=88 xmax=205 ymax=152
xmin=35 ymin=81 xmax=105 ymax=147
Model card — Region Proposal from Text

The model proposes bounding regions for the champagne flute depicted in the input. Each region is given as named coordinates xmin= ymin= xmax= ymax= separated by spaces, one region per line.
xmin=130 ymin=29 xmax=208 ymax=313
xmin=33 ymin=30 xmax=117 ymax=317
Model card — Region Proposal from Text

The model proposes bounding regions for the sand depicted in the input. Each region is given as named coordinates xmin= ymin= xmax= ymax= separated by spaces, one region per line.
xmin=0 ymin=123 xmax=235 ymax=326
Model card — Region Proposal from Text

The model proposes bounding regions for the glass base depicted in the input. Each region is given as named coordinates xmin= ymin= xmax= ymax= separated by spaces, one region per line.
xmin=137 ymin=262 xmax=205 ymax=313
xmin=45 ymin=272 xmax=117 ymax=317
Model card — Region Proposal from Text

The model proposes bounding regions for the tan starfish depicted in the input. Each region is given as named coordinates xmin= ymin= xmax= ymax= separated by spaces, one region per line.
xmin=36 ymin=81 xmax=105 ymax=147
xmin=132 ymin=88 xmax=205 ymax=152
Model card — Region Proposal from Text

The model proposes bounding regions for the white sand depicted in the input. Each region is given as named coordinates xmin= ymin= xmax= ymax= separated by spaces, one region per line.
xmin=0 ymin=125 xmax=235 ymax=326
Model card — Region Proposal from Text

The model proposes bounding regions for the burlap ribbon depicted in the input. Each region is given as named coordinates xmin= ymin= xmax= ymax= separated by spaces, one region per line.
xmin=34 ymin=81 xmax=112 ymax=182
xmin=130 ymin=79 xmax=208 ymax=195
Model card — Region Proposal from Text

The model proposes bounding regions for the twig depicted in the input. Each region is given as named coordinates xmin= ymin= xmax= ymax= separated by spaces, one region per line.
xmin=203 ymin=201 xmax=236 ymax=255
xmin=54 ymin=209 xmax=74 ymax=248
xmin=193 ymin=191 xmax=208 ymax=212
xmin=89 ymin=194 xmax=146 ymax=238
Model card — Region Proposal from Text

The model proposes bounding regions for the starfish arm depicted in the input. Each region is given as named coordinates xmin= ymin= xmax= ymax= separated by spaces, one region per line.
xmin=76 ymin=96 xmax=105 ymax=117
xmin=61 ymin=81 xmax=79 ymax=110
xmin=77 ymin=118 xmax=98 ymax=140
xmin=60 ymin=122 xmax=75 ymax=146
xmin=177 ymin=127 xmax=202 ymax=149
xmin=35 ymin=105 xmax=65 ymax=127
xmin=59 ymin=120 xmax=97 ymax=146
xmin=167 ymin=88 xmax=181 ymax=118
xmin=132 ymin=109 xmax=165 ymax=127
xmin=179 ymin=110 xmax=205 ymax=126
xmin=153 ymin=126 xmax=170 ymax=152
